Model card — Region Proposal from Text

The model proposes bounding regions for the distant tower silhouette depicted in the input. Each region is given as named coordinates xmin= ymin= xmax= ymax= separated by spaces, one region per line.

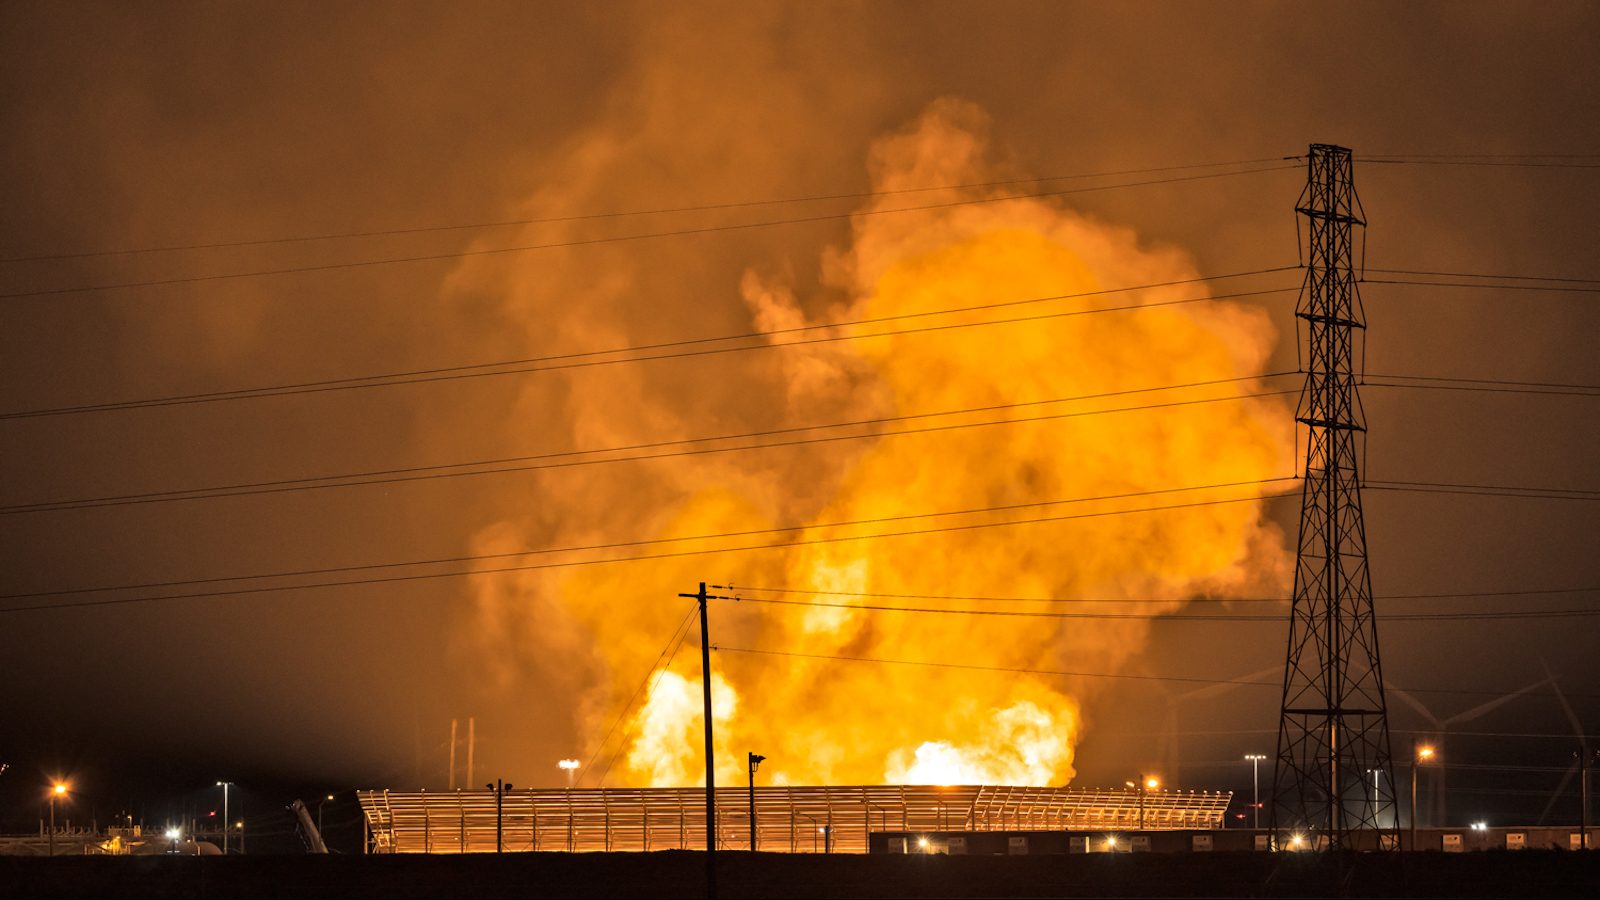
xmin=1272 ymin=144 xmax=1397 ymax=849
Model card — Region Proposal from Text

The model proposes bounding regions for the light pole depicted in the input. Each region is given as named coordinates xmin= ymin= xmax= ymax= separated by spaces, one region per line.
xmin=747 ymin=753 xmax=765 ymax=851
xmin=1366 ymin=768 xmax=1377 ymax=828
xmin=48 ymin=783 xmax=68 ymax=856
xmin=1126 ymin=776 xmax=1159 ymax=831
xmin=318 ymin=793 xmax=335 ymax=837
xmin=1577 ymin=747 xmax=1597 ymax=851
xmin=487 ymin=779 xmax=513 ymax=853
xmin=558 ymin=760 xmax=579 ymax=852
xmin=1244 ymin=755 xmax=1266 ymax=830
xmin=1411 ymin=743 xmax=1435 ymax=852
xmin=215 ymin=782 xmax=234 ymax=854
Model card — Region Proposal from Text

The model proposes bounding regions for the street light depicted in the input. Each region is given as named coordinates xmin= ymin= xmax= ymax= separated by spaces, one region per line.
xmin=558 ymin=759 xmax=580 ymax=789
xmin=214 ymin=778 xmax=233 ymax=845
xmin=47 ymin=782 xmax=69 ymax=857
xmin=486 ymin=779 xmax=513 ymax=853
xmin=318 ymin=794 xmax=335 ymax=838
xmin=558 ymin=760 xmax=580 ymax=851
xmin=1126 ymin=775 xmax=1159 ymax=831
xmin=1244 ymin=755 xmax=1266 ymax=830
xmin=747 ymin=753 xmax=766 ymax=851
xmin=1411 ymin=743 xmax=1436 ymax=852
xmin=1366 ymin=768 xmax=1380 ymax=828
xmin=1576 ymin=748 xmax=1598 ymax=851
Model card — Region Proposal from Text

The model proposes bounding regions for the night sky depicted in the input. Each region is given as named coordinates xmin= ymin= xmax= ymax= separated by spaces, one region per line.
xmin=2 ymin=1 xmax=1597 ymax=851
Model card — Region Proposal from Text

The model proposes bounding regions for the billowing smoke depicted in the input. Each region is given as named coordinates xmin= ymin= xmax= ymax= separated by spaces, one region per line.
xmin=448 ymin=99 xmax=1293 ymax=788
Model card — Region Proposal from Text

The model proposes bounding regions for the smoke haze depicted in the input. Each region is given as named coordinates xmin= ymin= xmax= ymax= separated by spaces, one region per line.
xmin=1 ymin=2 xmax=1595 ymax=819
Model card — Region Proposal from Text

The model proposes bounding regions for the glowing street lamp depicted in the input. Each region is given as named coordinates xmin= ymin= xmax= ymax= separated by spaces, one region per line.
xmin=216 ymin=782 xmax=234 ymax=855
xmin=47 ymin=782 xmax=69 ymax=857
xmin=1244 ymin=755 xmax=1267 ymax=830
xmin=558 ymin=760 xmax=581 ymax=852
xmin=1126 ymin=775 xmax=1159 ymax=831
xmin=318 ymin=793 xmax=335 ymax=837
xmin=558 ymin=759 xmax=580 ymax=788
xmin=1411 ymin=743 xmax=1436 ymax=851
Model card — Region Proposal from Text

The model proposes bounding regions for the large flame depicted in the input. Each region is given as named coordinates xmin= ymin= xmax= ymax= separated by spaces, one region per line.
xmin=455 ymin=100 xmax=1292 ymax=788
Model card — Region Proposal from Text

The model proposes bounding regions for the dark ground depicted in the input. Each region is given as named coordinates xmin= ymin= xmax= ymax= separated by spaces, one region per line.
xmin=1 ymin=851 xmax=1597 ymax=899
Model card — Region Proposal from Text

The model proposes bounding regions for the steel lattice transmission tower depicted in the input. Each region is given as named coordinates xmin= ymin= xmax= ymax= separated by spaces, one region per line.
xmin=1271 ymin=144 xmax=1397 ymax=850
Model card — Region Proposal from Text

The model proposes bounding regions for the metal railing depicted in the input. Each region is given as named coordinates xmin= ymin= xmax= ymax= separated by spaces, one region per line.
xmin=357 ymin=785 xmax=1232 ymax=854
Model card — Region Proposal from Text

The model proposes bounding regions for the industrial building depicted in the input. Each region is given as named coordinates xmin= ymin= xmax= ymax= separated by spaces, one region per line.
xmin=356 ymin=785 xmax=1232 ymax=854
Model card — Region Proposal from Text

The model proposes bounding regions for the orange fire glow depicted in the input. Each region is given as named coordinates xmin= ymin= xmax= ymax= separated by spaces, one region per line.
xmin=462 ymin=100 xmax=1293 ymax=789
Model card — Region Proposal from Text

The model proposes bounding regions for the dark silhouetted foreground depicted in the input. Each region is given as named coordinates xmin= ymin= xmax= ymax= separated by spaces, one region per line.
xmin=2 ymin=850 xmax=1598 ymax=899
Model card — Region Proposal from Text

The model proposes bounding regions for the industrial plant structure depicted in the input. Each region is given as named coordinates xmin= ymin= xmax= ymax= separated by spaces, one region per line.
xmin=356 ymin=785 xmax=1232 ymax=854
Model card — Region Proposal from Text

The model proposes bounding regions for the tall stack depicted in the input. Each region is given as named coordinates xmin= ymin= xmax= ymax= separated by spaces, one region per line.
xmin=1272 ymin=144 xmax=1397 ymax=849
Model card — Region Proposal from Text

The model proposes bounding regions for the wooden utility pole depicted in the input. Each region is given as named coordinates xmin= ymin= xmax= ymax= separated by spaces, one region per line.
xmin=679 ymin=582 xmax=718 ymax=899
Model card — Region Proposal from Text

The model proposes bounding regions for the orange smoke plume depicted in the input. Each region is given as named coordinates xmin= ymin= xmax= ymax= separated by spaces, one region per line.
xmin=458 ymin=100 xmax=1293 ymax=789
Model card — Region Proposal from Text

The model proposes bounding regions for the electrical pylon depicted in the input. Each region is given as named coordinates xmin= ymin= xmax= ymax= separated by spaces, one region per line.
xmin=1271 ymin=144 xmax=1397 ymax=850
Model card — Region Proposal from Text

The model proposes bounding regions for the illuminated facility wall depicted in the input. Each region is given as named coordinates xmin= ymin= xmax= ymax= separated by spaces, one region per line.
xmin=357 ymin=785 xmax=1232 ymax=854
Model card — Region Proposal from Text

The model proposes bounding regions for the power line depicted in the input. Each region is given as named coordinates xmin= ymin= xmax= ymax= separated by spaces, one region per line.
xmin=2 ymin=478 xmax=1586 ymax=623
xmin=1363 ymin=278 xmax=1600 ymax=294
xmin=1065 ymin=728 xmax=1600 ymax=741
xmin=0 ymin=158 xmax=1299 ymax=263
xmin=0 ymin=164 xmax=1300 ymax=299
xmin=0 ymin=379 xmax=1300 ymax=515
xmin=596 ymin=613 xmax=700 ymax=789
xmin=715 ymin=644 xmax=1279 ymax=688
xmin=0 ymin=478 xmax=1297 ymax=603
xmin=1370 ymin=478 xmax=1600 ymax=499
xmin=1368 ymin=483 xmax=1600 ymax=502
xmin=1364 ymin=267 xmax=1600 ymax=285
xmin=11 ymin=263 xmax=1588 ymax=421
xmin=0 ymin=274 xmax=1299 ymax=420
xmin=1366 ymin=372 xmax=1600 ymax=394
xmin=1374 ymin=373 xmax=1600 ymax=391
xmin=710 ymin=645 xmax=1600 ymax=700
xmin=711 ymin=595 xmax=1600 ymax=623
xmin=0 ymin=485 xmax=1297 ymax=614
xmin=711 ymin=584 xmax=1599 ymax=606
xmin=1366 ymin=381 xmax=1600 ymax=398
xmin=1364 ymin=159 xmax=1600 ymax=170
xmin=3 ymin=475 xmax=1586 ymax=606
xmin=582 ymin=606 xmax=697 ymax=789
xmin=1356 ymin=152 xmax=1600 ymax=160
